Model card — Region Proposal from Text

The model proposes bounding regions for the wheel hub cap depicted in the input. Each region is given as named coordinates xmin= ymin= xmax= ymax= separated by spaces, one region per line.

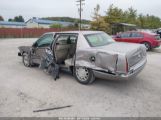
xmin=76 ymin=67 xmax=89 ymax=82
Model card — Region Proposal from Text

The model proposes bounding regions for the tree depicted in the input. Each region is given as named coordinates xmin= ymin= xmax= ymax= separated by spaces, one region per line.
xmin=0 ymin=15 xmax=4 ymax=21
xmin=8 ymin=15 xmax=25 ymax=22
xmin=50 ymin=23 xmax=62 ymax=28
xmin=91 ymin=4 xmax=110 ymax=32
xmin=126 ymin=7 xmax=137 ymax=24
xmin=8 ymin=18 xmax=14 ymax=22
xmin=105 ymin=4 xmax=125 ymax=24
xmin=91 ymin=4 xmax=161 ymax=34
xmin=14 ymin=16 xmax=24 ymax=22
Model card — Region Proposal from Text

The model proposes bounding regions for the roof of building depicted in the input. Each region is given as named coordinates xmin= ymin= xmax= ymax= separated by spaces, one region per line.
xmin=0 ymin=21 xmax=26 ymax=26
xmin=26 ymin=18 xmax=74 ymax=26
xmin=112 ymin=23 xmax=136 ymax=27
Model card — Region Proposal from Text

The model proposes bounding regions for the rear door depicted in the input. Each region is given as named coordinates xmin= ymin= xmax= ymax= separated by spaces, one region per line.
xmin=119 ymin=32 xmax=131 ymax=42
xmin=130 ymin=32 xmax=144 ymax=43
xmin=53 ymin=33 xmax=78 ymax=64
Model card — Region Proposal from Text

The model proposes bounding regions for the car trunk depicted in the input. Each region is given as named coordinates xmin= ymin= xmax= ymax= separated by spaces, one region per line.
xmin=96 ymin=42 xmax=146 ymax=72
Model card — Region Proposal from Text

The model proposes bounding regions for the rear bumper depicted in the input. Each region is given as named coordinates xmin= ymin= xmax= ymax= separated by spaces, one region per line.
xmin=93 ymin=58 xmax=147 ymax=80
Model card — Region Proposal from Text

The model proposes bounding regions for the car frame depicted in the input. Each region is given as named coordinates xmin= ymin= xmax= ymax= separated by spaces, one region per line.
xmin=18 ymin=31 xmax=147 ymax=84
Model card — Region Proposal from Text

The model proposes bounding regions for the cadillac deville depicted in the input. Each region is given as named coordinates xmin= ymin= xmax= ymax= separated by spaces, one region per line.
xmin=18 ymin=31 xmax=147 ymax=84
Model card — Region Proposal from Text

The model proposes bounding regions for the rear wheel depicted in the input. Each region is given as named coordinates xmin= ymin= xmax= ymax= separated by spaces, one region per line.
xmin=74 ymin=66 xmax=95 ymax=85
xmin=22 ymin=53 xmax=31 ymax=67
xmin=142 ymin=42 xmax=151 ymax=51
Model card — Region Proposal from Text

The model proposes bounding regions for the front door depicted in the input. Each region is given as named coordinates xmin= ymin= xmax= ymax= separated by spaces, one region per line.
xmin=129 ymin=32 xmax=143 ymax=43
xmin=32 ymin=34 xmax=54 ymax=64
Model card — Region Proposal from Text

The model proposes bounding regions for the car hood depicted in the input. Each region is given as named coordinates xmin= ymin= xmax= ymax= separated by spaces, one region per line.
xmin=18 ymin=46 xmax=32 ymax=53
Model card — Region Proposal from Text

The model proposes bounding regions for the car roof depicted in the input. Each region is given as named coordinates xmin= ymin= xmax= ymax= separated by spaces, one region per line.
xmin=44 ymin=31 xmax=103 ymax=35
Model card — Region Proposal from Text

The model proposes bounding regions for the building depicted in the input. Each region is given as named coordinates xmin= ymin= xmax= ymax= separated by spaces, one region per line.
xmin=111 ymin=23 xmax=137 ymax=35
xmin=0 ymin=21 xmax=26 ymax=28
xmin=0 ymin=17 xmax=90 ymax=29
xmin=26 ymin=17 xmax=74 ymax=28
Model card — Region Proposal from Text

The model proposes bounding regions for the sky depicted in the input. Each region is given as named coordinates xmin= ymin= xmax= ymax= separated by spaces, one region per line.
xmin=0 ymin=0 xmax=161 ymax=21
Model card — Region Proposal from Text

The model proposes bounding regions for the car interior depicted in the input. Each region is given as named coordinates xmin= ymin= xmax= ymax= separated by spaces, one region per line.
xmin=53 ymin=34 xmax=78 ymax=66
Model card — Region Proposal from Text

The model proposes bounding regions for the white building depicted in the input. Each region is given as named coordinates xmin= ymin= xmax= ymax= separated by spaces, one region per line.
xmin=0 ymin=21 xmax=26 ymax=28
xmin=26 ymin=17 xmax=74 ymax=28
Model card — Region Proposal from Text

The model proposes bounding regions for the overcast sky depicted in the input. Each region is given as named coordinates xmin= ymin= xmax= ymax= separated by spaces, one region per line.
xmin=0 ymin=0 xmax=161 ymax=21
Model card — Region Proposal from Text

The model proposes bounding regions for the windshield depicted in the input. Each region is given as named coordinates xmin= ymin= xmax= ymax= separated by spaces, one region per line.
xmin=84 ymin=32 xmax=115 ymax=47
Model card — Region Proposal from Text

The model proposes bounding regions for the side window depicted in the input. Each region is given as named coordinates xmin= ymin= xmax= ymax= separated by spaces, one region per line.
xmin=56 ymin=34 xmax=77 ymax=45
xmin=69 ymin=36 xmax=77 ymax=44
xmin=56 ymin=35 xmax=70 ymax=45
xmin=120 ymin=33 xmax=131 ymax=38
xmin=37 ymin=34 xmax=53 ymax=47
xmin=131 ymin=33 xmax=143 ymax=38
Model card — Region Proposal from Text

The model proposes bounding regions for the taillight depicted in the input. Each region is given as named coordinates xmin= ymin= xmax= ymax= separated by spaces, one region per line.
xmin=126 ymin=58 xmax=129 ymax=73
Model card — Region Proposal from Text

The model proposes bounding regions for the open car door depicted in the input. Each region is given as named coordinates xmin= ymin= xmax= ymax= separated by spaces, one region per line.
xmin=52 ymin=33 xmax=78 ymax=66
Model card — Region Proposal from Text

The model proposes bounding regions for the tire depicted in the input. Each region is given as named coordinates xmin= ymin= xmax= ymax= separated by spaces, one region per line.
xmin=74 ymin=66 xmax=95 ymax=85
xmin=142 ymin=42 xmax=151 ymax=51
xmin=22 ymin=53 xmax=31 ymax=67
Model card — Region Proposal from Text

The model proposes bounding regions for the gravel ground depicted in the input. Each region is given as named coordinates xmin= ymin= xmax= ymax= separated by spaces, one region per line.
xmin=0 ymin=38 xmax=161 ymax=117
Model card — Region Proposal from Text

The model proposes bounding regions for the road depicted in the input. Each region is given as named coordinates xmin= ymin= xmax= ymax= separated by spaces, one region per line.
xmin=0 ymin=38 xmax=161 ymax=117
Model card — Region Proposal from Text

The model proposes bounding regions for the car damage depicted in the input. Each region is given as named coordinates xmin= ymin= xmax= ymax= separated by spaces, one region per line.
xmin=18 ymin=31 xmax=147 ymax=84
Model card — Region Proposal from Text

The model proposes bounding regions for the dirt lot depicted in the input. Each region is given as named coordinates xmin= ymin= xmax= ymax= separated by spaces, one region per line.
xmin=0 ymin=38 xmax=161 ymax=117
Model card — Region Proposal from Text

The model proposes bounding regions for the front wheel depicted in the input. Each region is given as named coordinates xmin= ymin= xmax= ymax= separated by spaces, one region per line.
xmin=22 ymin=53 xmax=31 ymax=67
xmin=142 ymin=42 xmax=151 ymax=51
xmin=74 ymin=66 xmax=95 ymax=85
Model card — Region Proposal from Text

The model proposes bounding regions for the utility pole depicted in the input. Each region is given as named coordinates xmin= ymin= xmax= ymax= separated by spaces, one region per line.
xmin=76 ymin=0 xmax=85 ymax=30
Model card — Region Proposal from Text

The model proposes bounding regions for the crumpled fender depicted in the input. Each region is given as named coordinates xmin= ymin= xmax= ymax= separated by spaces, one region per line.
xmin=18 ymin=46 xmax=32 ymax=54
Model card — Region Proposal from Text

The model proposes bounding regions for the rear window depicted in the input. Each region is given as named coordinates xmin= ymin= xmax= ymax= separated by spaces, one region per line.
xmin=84 ymin=33 xmax=115 ymax=47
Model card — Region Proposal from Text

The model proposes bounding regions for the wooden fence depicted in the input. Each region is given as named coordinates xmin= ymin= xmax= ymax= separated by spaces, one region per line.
xmin=0 ymin=28 xmax=75 ymax=38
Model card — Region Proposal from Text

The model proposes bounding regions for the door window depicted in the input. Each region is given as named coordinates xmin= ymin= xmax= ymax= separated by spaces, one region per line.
xmin=37 ymin=34 xmax=54 ymax=47
xmin=56 ymin=35 xmax=77 ymax=45
xmin=131 ymin=32 xmax=143 ymax=38
xmin=120 ymin=33 xmax=131 ymax=38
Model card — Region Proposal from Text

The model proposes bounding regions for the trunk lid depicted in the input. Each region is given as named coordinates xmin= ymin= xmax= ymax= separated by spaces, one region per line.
xmin=95 ymin=42 xmax=147 ymax=68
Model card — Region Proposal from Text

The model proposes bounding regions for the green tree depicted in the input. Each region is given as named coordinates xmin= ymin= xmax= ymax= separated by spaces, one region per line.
xmin=126 ymin=7 xmax=137 ymax=24
xmin=0 ymin=15 xmax=4 ymax=21
xmin=91 ymin=4 xmax=161 ymax=34
xmin=105 ymin=4 xmax=124 ymax=24
xmin=8 ymin=18 xmax=14 ymax=22
xmin=91 ymin=4 xmax=109 ymax=32
xmin=14 ymin=16 xmax=24 ymax=22
xmin=8 ymin=15 xmax=25 ymax=22
xmin=50 ymin=23 xmax=62 ymax=28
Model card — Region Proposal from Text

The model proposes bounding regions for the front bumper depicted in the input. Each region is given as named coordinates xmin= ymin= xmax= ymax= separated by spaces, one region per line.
xmin=93 ymin=58 xmax=147 ymax=80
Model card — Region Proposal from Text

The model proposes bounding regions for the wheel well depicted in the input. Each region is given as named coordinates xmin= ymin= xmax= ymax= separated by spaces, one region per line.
xmin=141 ymin=41 xmax=151 ymax=47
